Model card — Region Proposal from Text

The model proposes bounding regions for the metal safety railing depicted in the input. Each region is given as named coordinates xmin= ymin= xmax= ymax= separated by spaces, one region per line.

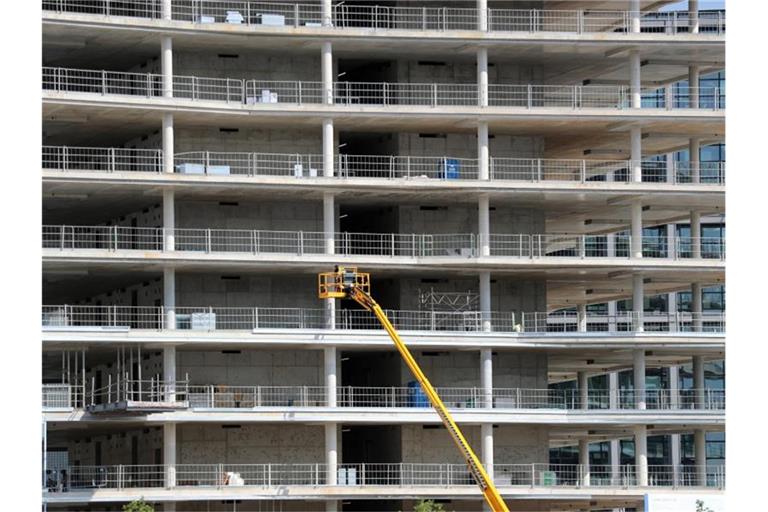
xmin=43 ymin=146 xmax=726 ymax=186
xmin=582 ymin=388 xmax=725 ymax=410
xmin=51 ymin=462 xmax=724 ymax=491
xmin=42 ymin=2 xmax=726 ymax=35
xmin=43 ymin=67 xmax=724 ymax=110
xmin=42 ymin=305 xmax=726 ymax=335
xmin=42 ymin=383 xmax=84 ymax=409
xmin=86 ymin=378 xmax=189 ymax=406
xmin=521 ymin=311 xmax=725 ymax=334
xmin=41 ymin=226 xmax=726 ymax=261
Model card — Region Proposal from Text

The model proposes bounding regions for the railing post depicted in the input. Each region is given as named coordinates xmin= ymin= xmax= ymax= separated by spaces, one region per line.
xmin=206 ymin=228 xmax=211 ymax=253
xmin=527 ymin=84 xmax=532 ymax=108
xmin=113 ymin=225 xmax=118 ymax=251
xmin=432 ymin=83 xmax=438 ymax=107
xmin=109 ymin=147 xmax=116 ymax=172
xmin=101 ymin=70 xmax=107 ymax=95
xmin=580 ymin=160 xmax=586 ymax=183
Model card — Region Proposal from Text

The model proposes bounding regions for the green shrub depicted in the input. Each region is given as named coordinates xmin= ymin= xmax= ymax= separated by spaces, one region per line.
xmin=122 ymin=499 xmax=155 ymax=512
xmin=414 ymin=499 xmax=445 ymax=512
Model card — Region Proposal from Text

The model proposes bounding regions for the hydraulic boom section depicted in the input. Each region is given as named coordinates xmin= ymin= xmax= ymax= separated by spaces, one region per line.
xmin=318 ymin=266 xmax=510 ymax=512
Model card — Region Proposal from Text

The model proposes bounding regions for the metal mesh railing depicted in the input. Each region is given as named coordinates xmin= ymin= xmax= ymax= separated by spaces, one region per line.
xmin=42 ymin=146 xmax=163 ymax=173
xmin=43 ymin=3 xmax=725 ymax=35
xmin=174 ymin=151 xmax=323 ymax=177
xmin=53 ymin=462 xmax=724 ymax=491
xmin=42 ymin=305 xmax=165 ymax=330
xmin=86 ymin=378 xmax=189 ymax=406
xmin=42 ymin=383 xmax=82 ymax=409
xmin=44 ymin=67 xmax=724 ymax=110
xmin=521 ymin=311 xmax=725 ymax=334
xmin=43 ymin=225 xmax=164 ymax=251
xmin=338 ymin=154 xmax=478 ymax=180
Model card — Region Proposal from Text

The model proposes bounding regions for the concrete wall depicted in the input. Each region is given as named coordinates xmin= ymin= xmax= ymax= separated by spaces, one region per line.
xmin=173 ymin=51 xmax=321 ymax=82
xmin=176 ymin=274 xmax=318 ymax=309
xmin=395 ymin=132 xmax=545 ymax=159
xmin=174 ymin=126 xmax=322 ymax=154
xmin=62 ymin=427 xmax=163 ymax=466
xmin=397 ymin=205 xmax=545 ymax=234
xmin=401 ymin=424 xmax=549 ymax=464
xmin=178 ymin=349 xmax=323 ymax=386
xmin=176 ymin=502 xmax=325 ymax=512
xmin=177 ymin=424 xmax=324 ymax=464
xmin=175 ymin=199 xmax=322 ymax=231
xmin=78 ymin=277 xmax=163 ymax=307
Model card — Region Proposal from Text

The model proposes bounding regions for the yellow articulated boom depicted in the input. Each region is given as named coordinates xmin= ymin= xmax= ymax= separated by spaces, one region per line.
xmin=318 ymin=266 xmax=510 ymax=512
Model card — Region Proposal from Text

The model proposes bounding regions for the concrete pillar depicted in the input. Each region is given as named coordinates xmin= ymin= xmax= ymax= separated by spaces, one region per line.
xmin=630 ymin=126 xmax=642 ymax=182
xmin=692 ymin=283 xmax=703 ymax=332
xmin=481 ymin=423 xmax=494 ymax=478
xmin=478 ymin=123 xmax=489 ymax=179
xmin=689 ymin=64 xmax=700 ymax=108
xmin=163 ymin=189 xmax=174 ymax=251
xmin=633 ymin=349 xmax=646 ymax=409
xmin=693 ymin=355 xmax=705 ymax=408
xmin=610 ymin=439 xmax=621 ymax=484
xmin=633 ymin=274 xmax=644 ymax=332
xmin=323 ymin=193 xmax=336 ymax=329
xmin=163 ymin=267 xmax=175 ymax=330
xmin=162 ymin=0 xmax=172 ymax=21
xmin=629 ymin=0 xmax=641 ymax=33
xmin=629 ymin=50 xmax=641 ymax=108
xmin=325 ymin=423 xmax=338 ymax=485
xmin=666 ymin=224 xmax=676 ymax=261
xmin=608 ymin=372 xmax=619 ymax=409
xmin=161 ymin=37 xmax=173 ymax=98
xmin=669 ymin=365 xmax=680 ymax=409
xmin=477 ymin=47 xmax=488 ymax=107
xmin=671 ymin=433 xmax=682 ymax=486
xmin=477 ymin=0 xmax=488 ymax=31
xmin=630 ymin=200 xmax=643 ymax=258
xmin=689 ymin=138 xmax=701 ymax=183
xmin=323 ymin=119 xmax=334 ymax=177
xmin=478 ymin=195 xmax=490 ymax=255
xmin=321 ymin=42 xmax=333 ymax=105
xmin=694 ymin=430 xmax=707 ymax=485
xmin=579 ymin=439 xmax=591 ymax=486
xmin=689 ymin=0 xmax=700 ymax=34
xmin=163 ymin=346 xmax=176 ymax=401
xmin=325 ymin=347 xmax=337 ymax=407
xmin=163 ymin=423 xmax=176 ymax=490
xmin=690 ymin=210 xmax=702 ymax=259
xmin=578 ymin=371 xmax=589 ymax=410
xmin=634 ymin=425 xmax=648 ymax=486
xmin=322 ymin=0 xmax=333 ymax=26
xmin=577 ymin=303 xmax=587 ymax=332
xmin=162 ymin=114 xmax=174 ymax=174
xmin=479 ymin=272 xmax=491 ymax=332
xmin=481 ymin=349 xmax=492 ymax=408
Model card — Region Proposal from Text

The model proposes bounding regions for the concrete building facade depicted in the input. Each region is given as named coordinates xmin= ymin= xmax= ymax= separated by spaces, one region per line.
xmin=41 ymin=0 xmax=725 ymax=510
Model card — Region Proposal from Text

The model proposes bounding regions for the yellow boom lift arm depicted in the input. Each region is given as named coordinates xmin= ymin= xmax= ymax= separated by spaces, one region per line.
xmin=319 ymin=267 xmax=510 ymax=512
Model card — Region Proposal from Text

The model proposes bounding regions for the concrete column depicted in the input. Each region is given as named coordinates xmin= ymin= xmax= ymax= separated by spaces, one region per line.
xmin=161 ymin=37 xmax=173 ymax=98
xmin=163 ymin=267 xmax=175 ymax=330
xmin=321 ymin=42 xmax=333 ymax=105
xmin=633 ymin=349 xmax=646 ymax=409
xmin=577 ymin=303 xmax=587 ymax=332
xmin=578 ymin=371 xmax=589 ymax=410
xmin=693 ymin=355 xmax=705 ymax=408
xmin=692 ymin=283 xmax=703 ymax=332
xmin=325 ymin=347 xmax=337 ymax=407
xmin=665 ymin=153 xmax=675 ymax=184
xmin=162 ymin=114 xmax=174 ymax=174
xmin=694 ymin=430 xmax=707 ymax=485
xmin=478 ymin=123 xmax=489 ymax=179
xmin=481 ymin=423 xmax=494 ymax=478
xmin=163 ymin=189 xmax=174 ymax=251
xmin=629 ymin=50 xmax=641 ymax=108
xmin=322 ymin=0 xmax=332 ymax=27
xmin=478 ymin=195 xmax=490 ymax=255
xmin=479 ymin=272 xmax=491 ymax=332
xmin=163 ymin=346 xmax=176 ymax=401
xmin=323 ymin=193 xmax=336 ymax=329
xmin=690 ymin=210 xmax=702 ymax=259
xmin=163 ymin=423 xmax=176 ymax=490
xmin=633 ymin=274 xmax=644 ymax=332
xmin=671 ymin=433 xmax=682 ymax=486
xmin=325 ymin=423 xmax=338 ymax=485
xmin=610 ymin=439 xmax=621 ymax=484
xmin=477 ymin=0 xmax=488 ymax=31
xmin=689 ymin=65 xmax=700 ymax=108
xmin=481 ymin=349 xmax=492 ymax=408
xmin=323 ymin=119 xmax=334 ymax=177
xmin=630 ymin=126 xmax=642 ymax=182
xmin=630 ymin=200 xmax=643 ymax=258
xmin=579 ymin=439 xmax=591 ymax=486
xmin=689 ymin=138 xmax=701 ymax=183
xmin=162 ymin=0 xmax=172 ymax=21
xmin=608 ymin=371 xmax=619 ymax=409
xmin=669 ymin=365 xmax=680 ymax=409
xmin=477 ymin=48 xmax=488 ymax=107
xmin=666 ymin=224 xmax=676 ymax=261
xmin=629 ymin=0 xmax=641 ymax=33
xmin=634 ymin=425 xmax=648 ymax=486
xmin=689 ymin=0 xmax=700 ymax=34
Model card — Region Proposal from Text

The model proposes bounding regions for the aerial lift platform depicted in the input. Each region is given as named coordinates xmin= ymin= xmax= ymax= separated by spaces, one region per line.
xmin=319 ymin=266 xmax=510 ymax=512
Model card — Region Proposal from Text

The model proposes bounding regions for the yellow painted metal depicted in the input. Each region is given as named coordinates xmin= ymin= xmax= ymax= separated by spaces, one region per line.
xmin=317 ymin=267 xmax=510 ymax=512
